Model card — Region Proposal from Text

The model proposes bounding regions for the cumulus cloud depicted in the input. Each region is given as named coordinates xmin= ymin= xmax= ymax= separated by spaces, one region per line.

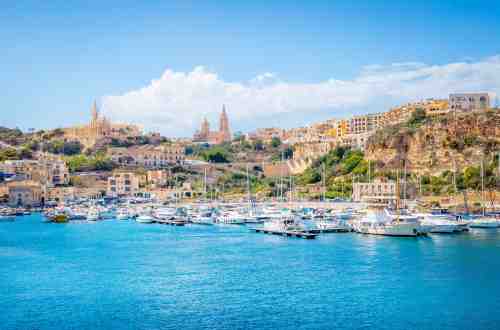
xmin=101 ymin=56 xmax=500 ymax=136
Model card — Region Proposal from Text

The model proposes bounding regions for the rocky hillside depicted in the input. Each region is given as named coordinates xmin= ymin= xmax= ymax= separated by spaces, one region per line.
xmin=365 ymin=110 xmax=500 ymax=175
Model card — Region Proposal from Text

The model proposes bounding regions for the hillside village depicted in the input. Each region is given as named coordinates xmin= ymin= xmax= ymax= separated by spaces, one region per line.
xmin=0 ymin=92 xmax=498 ymax=209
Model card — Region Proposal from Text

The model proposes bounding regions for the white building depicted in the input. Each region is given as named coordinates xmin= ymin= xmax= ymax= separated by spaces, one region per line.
xmin=449 ymin=93 xmax=490 ymax=112
xmin=352 ymin=179 xmax=396 ymax=203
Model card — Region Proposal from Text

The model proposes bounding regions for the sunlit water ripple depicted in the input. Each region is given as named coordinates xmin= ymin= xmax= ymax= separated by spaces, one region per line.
xmin=2 ymin=214 xmax=500 ymax=330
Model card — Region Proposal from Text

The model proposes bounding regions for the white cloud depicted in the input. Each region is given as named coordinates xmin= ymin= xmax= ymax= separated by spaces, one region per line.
xmin=101 ymin=56 xmax=500 ymax=136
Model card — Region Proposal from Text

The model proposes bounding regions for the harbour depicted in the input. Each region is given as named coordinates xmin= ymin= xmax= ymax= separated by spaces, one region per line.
xmin=2 ymin=211 xmax=500 ymax=330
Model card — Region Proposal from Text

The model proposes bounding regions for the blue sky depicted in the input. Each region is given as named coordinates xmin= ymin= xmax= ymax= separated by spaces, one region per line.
xmin=1 ymin=0 xmax=500 ymax=135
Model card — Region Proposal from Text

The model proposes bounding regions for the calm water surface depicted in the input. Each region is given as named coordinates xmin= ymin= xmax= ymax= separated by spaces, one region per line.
xmin=2 ymin=214 xmax=500 ymax=330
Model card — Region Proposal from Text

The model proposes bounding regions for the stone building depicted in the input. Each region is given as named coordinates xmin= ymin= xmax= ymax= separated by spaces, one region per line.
xmin=8 ymin=181 xmax=43 ymax=207
xmin=193 ymin=105 xmax=232 ymax=144
xmin=352 ymin=178 xmax=416 ymax=203
xmin=0 ymin=156 xmax=69 ymax=187
xmin=352 ymin=179 xmax=397 ymax=203
xmin=63 ymin=101 xmax=142 ymax=148
xmin=108 ymin=144 xmax=185 ymax=168
xmin=146 ymin=170 xmax=170 ymax=188
xmin=107 ymin=172 xmax=140 ymax=197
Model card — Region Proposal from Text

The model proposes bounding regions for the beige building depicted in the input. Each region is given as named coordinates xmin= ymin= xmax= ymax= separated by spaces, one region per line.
xmin=107 ymin=172 xmax=140 ymax=197
xmin=46 ymin=186 xmax=76 ymax=203
xmin=352 ymin=179 xmax=397 ymax=203
xmin=146 ymin=170 xmax=170 ymax=188
xmin=251 ymin=127 xmax=286 ymax=143
xmin=63 ymin=101 xmax=142 ymax=148
xmin=349 ymin=113 xmax=384 ymax=135
xmin=8 ymin=181 xmax=43 ymax=207
xmin=0 ymin=157 xmax=69 ymax=187
xmin=108 ymin=144 xmax=185 ymax=168
xmin=449 ymin=93 xmax=490 ymax=112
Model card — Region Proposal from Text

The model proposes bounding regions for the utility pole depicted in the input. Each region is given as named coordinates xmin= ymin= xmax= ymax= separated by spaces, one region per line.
xmin=246 ymin=163 xmax=251 ymax=210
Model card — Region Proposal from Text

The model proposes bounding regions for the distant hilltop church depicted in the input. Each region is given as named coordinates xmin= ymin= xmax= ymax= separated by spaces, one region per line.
xmin=193 ymin=105 xmax=232 ymax=144
xmin=63 ymin=101 xmax=142 ymax=148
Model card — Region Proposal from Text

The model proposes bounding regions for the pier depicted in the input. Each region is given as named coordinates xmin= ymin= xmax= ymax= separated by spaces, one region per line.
xmin=153 ymin=219 xmax=186 ymax=226
xmin=250 ymin=228 xmax=317 ymax=239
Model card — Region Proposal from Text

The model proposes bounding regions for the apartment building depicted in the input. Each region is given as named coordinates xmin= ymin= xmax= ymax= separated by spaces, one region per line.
xmin=107 ymin=172 xmax=140 ymax=197
xmin=108 ymin=144 xmax=185 ymax=169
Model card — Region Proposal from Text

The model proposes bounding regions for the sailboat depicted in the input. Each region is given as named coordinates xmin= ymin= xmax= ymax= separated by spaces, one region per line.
xmin=469 ymin=158 xmax=500 ymax=228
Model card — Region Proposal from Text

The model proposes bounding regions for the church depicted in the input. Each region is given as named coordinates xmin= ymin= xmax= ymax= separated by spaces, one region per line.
xmin=193 ymin=105 xmax=232 ymax=144
xmin=63 ymin=101 xmax=142 ymax=148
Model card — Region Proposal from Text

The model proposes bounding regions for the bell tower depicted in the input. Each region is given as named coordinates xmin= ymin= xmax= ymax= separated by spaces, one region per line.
xmin=219 ymin=105 xmax=231 ymax=143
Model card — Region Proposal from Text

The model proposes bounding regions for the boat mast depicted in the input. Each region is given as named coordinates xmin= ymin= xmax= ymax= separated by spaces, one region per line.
xmin=246 ymin=163 xmax=251 ymax=212
xmin=403 ymin=159 xmax=407 ymax=209
xmin=395 ymin=167 xmax=400 ymax=221
xmin=322 ymin=162 xmax=326 ymax=202
xmin=481 ymin=159 xmax=485 ymax=215
xmin=481 ymin=158 xmax=486 ymax=216
xmin=204 ymin=167 xmax=207 ymax=199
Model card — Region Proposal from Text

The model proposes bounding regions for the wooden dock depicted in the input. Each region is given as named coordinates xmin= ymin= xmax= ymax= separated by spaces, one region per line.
xmin=153 ymin=219 xmax=186 ymax=226
xmin=307 ymin=228 xmax=351 ymax=234
xmin=250 ymin=228 xmax=317 ymax=239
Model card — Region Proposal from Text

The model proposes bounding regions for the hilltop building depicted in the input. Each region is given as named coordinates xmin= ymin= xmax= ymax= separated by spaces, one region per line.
xmin=193 ymin=105 xmax=232 ymax=144
xmin=449 ymin=93 xmax=490 ymax=112
xmin=63 ymin=101 xmax=142 ymax=148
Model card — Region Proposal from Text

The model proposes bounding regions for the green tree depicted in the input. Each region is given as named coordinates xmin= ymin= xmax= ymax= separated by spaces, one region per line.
xmin=270 ymin=137 xmax=281 ymax=148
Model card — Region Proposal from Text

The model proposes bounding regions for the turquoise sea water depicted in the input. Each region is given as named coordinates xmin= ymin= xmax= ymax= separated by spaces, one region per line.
xmin=2 ymin=214 xmax=500 ymax=330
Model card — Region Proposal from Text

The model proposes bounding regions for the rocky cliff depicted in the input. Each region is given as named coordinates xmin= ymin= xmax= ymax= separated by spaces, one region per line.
xmin=365 ymin=110 xmax=500 ymax=175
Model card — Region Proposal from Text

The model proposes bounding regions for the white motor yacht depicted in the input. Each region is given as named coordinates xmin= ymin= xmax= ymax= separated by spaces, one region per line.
xmin=86 ymin=207 xmax=101 ymax=221
xmin=469 ymin=217 xmax=500 ymax=228
xmin=116 ymin=209 xmax=130 ymax=220
xmin=216 ymin=211 xmax=246 ymax=225
xmin=419 ymin=216 xmax=459 ymax=233
xmin=262 ymin=216 xmax=306 ymax=233
xmin=354 ymin=210 xmax=420 ymax=237
xmin=136 ymin=214 xmax=154 ymax=223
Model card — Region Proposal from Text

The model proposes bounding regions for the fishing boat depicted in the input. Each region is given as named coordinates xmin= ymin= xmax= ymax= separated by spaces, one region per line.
xmin=50 ymin=211 xmax=69 ymax=223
